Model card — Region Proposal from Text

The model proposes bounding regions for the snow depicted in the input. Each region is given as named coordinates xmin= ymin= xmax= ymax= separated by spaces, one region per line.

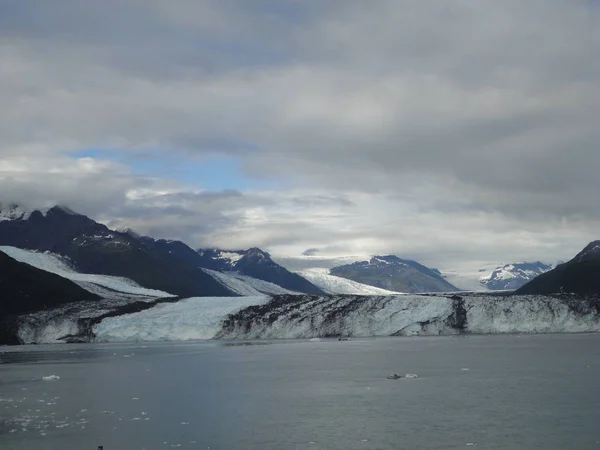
xmin=479 ymin=262 xmax=552 ymax=290
xmin=0 ymin=204 xmax=49 ymax=222
xmin=93 ymin=296 xmax=269 ymax=342
xmin=0 ymin=246 xmax=174 ymax=299
xmin=297 ymin=268 xmax=402 ymax=295
xmin=203 ymin=269 xmax=296 ymax=296
xmin=217 ymin=251 xmax=244 ymax=265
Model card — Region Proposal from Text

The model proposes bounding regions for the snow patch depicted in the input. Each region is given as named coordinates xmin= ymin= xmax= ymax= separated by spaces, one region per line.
xmin=0 ymin=204 xmax=49 ymax=221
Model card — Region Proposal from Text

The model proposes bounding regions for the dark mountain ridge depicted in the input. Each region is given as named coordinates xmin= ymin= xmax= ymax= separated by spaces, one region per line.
xmin=0 ymin=204 xmax=323 ymax=296
xmin=517 ymin=241 xmax=600 ymax=295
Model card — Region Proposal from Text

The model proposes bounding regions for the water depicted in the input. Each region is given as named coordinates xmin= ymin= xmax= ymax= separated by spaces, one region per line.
xmin=1 ymin=334 xmax=600 ymax=450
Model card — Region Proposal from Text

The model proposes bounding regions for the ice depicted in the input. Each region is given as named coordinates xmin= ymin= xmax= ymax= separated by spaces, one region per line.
xmin=94 ymin=296 xmax=269 ymax=342
xmin=296 ymin=268 xmax=402 ymax=295
xmin=404 ymin=373 xmax=418 ymax=379
xmin=203 ymin=269 xmax=296 ymax=296
xmin=217 ymin=294 xmax=600 ymax=340
xmin=0 ymin=246 xmax=174 ymax=299
xmin=42 ymin=375 xmax=60 ymax=381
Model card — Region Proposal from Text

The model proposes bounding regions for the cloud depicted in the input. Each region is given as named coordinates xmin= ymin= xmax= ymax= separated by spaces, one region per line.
xmin=1 ymin=1 xmax=599 ymax=270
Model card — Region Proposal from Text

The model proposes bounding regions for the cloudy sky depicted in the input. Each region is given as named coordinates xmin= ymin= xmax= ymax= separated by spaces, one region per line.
xmin=1 ymin=0 xmax=599 ymax=272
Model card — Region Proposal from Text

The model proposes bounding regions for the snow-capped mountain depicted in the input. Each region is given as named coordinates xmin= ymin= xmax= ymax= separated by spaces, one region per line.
xmin=0 ymin=204 xmax=235 ymax=298
xmin=0 ymin=203 xmax=322 ymax=297
xmin=296 ymin=268 xmax=401 ymax=295
xmin=479 ymin=262 xmax=553 ymax=291
xmin=329 ymin=255 xmax=458 ymax=293
xmin=195 ymin=248 xmax=324 ymax=294
xmin=518 ymin=241 xmax=600 ymax=295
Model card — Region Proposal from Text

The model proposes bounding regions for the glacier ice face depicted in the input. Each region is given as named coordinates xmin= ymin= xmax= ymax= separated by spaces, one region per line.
xmin=15 ymin=292 xmax=600 ymax=344
xmin=93 ymin=296 xmax=269 ymax=342
xmin=0 ymin=246 xmax=174 ymax=300
xmin=217 ymin=294 xmax=600 ymax=340
xmin=297 ymin=268 xmax=402 ymax=295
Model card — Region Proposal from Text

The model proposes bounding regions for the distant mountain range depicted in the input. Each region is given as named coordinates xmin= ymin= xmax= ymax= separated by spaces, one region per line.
xmin=479 ymin=262 xmax=553 ymax=291
xmin=329 ymin=255 xmax=459 ymax=293
xmin=0 ymin=204 xmax=324 ymax=303
xmin=517 ymin=241 xmax=600 ymax=296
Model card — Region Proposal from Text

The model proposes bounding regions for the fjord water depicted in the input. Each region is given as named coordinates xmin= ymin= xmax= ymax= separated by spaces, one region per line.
xmin=2 ymin=335 xmax=600 ymax=450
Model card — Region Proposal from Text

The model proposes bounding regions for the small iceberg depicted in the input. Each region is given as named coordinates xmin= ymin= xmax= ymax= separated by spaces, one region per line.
xmin=387 ymin=373 xmax=418 ymax=380
xmin=42 ymin=375 xmax=60 ymax=381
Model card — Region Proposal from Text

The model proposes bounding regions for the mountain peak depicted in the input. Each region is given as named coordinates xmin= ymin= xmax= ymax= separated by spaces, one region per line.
xmin=331 ymin=255 xmax=458 ymax=293
xmin=573 ymin=240 xmax=600 ymax=263
xmin=479 ymin=261 xmax=552 ymax=290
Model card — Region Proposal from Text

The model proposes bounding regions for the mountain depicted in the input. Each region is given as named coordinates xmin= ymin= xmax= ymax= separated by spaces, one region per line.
xmin=0 ymin=204 xmax=235 ymax=298
xmin=296 ymin=268 xmax=401 ymax=295
xmin=196 ymin=248 xmax=324 ymax=294
xmin=517 ymin=241 xmax=600 ymax=295
xmin=0 ymin=203 xmax=322 ymax=297
xmin=479 ymin=262 xmax=553 ymax=291
xmin=0 ymin=245 xmax=175 ymax=301
xmin=0 ymin=249 xmax=102 ymax=343
xmin=329 ymin=255 xmax=458 ymax=293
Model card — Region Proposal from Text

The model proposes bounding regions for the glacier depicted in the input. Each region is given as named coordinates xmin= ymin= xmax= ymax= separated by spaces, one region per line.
xmin=9 ymin=292 xmax=600 ymax=344
xmin=202 ymin=269 xmax=297 ymax=296
xmin=0 ymin=246 xmax=174 ymax=300
xmin=216 ymin=294 xmax=600 ymax=339
xmin=87 ymin=293 xmax=600 ymax=343
xmin=296 ymin=268 xmax=401 ymax=295
xmin=93 ymin=296 xmax=269 ymax=342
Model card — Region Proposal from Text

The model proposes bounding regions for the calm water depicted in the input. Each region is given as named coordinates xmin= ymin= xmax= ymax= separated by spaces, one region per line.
xmin=1 ymin=334 xmax=600 ymax=450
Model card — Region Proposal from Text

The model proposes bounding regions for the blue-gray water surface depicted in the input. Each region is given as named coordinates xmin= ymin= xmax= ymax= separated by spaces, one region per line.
xmin=1 ymin=334 xmax=600 ymax=450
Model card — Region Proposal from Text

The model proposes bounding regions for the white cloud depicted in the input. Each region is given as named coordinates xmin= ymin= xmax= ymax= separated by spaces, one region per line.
xmin=1 ymin=1 xmax=599 ymax=270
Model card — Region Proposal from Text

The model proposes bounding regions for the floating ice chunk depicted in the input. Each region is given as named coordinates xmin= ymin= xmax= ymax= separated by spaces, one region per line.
xmin=387 ymin=373 xmax=418 ymax=379
xmin=132 ymin=397 xmax=139 ymax=400
xmin=42 ymin=375 xmax=60 ymax=381
xmin=132 ymin=417 xmax=141 ymax=421
xmin=466 ymin=444 xmax=477 ymax=447
xmin=180 ymin=421 xmax=190 ymax=425
xmin=461 ymin=368 xmax=470 ymax=371
xmin=309 ymin=338 xmax=321 ymax=342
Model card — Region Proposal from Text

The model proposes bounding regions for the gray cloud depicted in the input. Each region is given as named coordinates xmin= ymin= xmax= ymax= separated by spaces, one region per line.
xmin=1 ymin=1 xmax=599 ymax=272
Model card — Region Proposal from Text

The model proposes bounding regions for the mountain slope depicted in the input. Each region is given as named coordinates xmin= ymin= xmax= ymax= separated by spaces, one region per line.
xmin=330 ymin=255 xmax=458 ymax=293
xmin=479 ymin=262 xmax=553 ymax=291
xmin=0 ymin=250 xmax=100 ymax=317
xmin=196 ymin=248 xmax=324 ymax=294
xmin=202 ymin=269 xmax=297 ymax=296
xmin=0 ymin=246 xmax=174 ymax=300
xmin=0 ymin=204 xmax=235 ymax=297
xmin=297 ymin=268 xmax=402 ymax=295
xmin=517 ymin=241 xmax=600 ymax=295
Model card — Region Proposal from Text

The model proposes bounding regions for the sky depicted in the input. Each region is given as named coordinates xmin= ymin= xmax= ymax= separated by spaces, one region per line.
xmin=1 ymin=0 xmax=600 ymax=272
